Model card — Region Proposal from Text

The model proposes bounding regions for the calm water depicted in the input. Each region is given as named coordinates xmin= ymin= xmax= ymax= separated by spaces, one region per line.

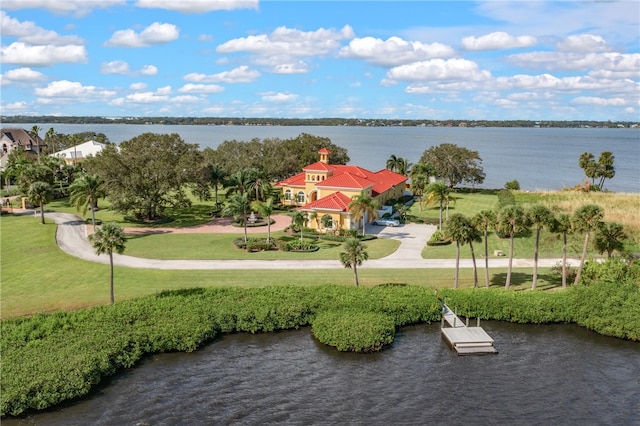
xmin=5 ymin=322 xmax=639 ymax=425
xmin=6 ymin=124 xmax=640 ymax=192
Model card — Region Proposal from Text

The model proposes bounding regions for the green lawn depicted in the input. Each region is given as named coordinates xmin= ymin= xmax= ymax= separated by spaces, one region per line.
xmin=125 ymin=231 xmax=399 ymax=260
xmin=1 ymin=214 xmax=557 ymax=319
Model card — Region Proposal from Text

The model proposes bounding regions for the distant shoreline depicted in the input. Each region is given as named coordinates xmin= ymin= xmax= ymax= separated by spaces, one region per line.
xmin=2 ymin=116 xmax=639 ymax=129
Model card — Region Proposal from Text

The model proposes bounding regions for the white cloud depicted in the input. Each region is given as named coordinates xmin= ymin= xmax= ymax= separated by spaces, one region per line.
xmin=184 ymin=66 xmax=260 ymax=83
xmin=339 ymin=36 xmax=455 ymax=66
xmin=172 ymin=95 xmax=201 ymax=103
xmin=571 ymin=96 xmax=627 ymax=106
xmin=461 ymin=31 xmax=537 ymax=51
xmin=105 ymin=22 xmax=179 ymax=48
xmin=507 ymin=52 xmax=640 ymax=73
xmin=178 ymin=84 xmax=224 ymax=94
xmin=101 ymin=60 xmax=130 ymax=75
xmin=1 ymin=42 xmax=87 ymax=66
xmin=125 ymin=92 xmax=169 ymax=103
xmin=1 ymin=67 xmax=46 ymax=85
xmin=260 ymin=92 xmax=298 ymax=103
xmin=386 ymin=58 xmax=492 ymax=83
xmin=217 ymin=25 xmax=354 ymax=70
xmin=0 ymin=101 xmax=29 ymax=113
xmin=130 ymin=82 xmax=147 ymax=90
xmin=0 ymin=11 xmax=83 ymax=45
xmin=0 ymin=0 xmax=124 ymax=17
xmin=135 ymin=0 xmax=258 ymax=13
xmin=139 ymin=65 xmax=158 ymax=75
xmin=34 ymin=80 xmax=116 ymax=102
xmin=556 ymin=34 xmax=612 ymax=52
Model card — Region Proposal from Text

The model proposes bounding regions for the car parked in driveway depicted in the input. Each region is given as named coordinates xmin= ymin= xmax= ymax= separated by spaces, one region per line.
xmin=372 ymin=218 xmax=400 ymax=227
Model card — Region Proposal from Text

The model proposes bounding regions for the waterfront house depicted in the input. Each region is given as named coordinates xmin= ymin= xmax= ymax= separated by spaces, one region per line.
xmin=275 ymin=148 xmax=407 ymax=232
xmin=51 ymin=140 xmax=106 ymax=165
xmin=0 ymin=128 xmax=45 ymax=171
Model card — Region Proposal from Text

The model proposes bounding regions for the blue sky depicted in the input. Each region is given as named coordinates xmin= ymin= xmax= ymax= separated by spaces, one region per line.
xmin=1 ymin=0 xmax=638 ymax=121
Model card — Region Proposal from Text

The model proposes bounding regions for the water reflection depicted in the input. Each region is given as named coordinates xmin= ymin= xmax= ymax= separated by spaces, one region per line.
xmin=5 ymin=322 xmax=639 ymax=425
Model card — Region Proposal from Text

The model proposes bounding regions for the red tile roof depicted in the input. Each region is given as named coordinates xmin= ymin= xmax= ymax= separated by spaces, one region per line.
xmin=299 ymin=191 xmax=352 ymax=212
xmin=303 ymin=161 xmax=334 ymax=172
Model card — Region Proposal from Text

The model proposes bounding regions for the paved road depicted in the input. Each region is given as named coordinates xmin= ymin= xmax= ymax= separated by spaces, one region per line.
xmin=48 ymin=212 xmax=577 ymax=270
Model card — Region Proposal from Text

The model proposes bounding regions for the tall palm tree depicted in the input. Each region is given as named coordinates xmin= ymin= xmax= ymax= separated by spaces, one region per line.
xmin=348 ymin=190 xmax=378 ymax=236
xmin=495 ymin=206 xmax=530 ymax=289
xmin=528 ymin=204 xmax=553 ymax=290
xmin=445 ymin=214 xmax=481 ymax=289
xmin=69 ymin=173 xmax=104 ymax=228
xmin=208 ymin=163 xmax=226 ymax=207
xmin=339 ymin=237 xmax=369 ymax=286
xmin=424 ymin=181 xmax=449 ymax=230
xmin=27 ymin=181 xmax=52 ymax=224
xmin=225 ymin=168 xmax=254 ymax=198
xmin=89 ymin=222 xmax=126 ymax=304
xmin=410 ymin=173 xmax=429 ymax=211
xmin=251 ymin=197 xmax=275 ymax=243
xmin=549 ymin=213 xmax=572 ymax=288
xmin=445 ymin=214 xmax=467 ymax=289
xmin=472 ymin=209 xmax=496 ymax=288
xmin=247 ymin=169 xmax=272 ymax=202
xmin=30 ymin=125 xmax=42 ymax=161
xmin=396 ymin=157 xmax=412 ymax=176
xmin=222 ymin=193 xmax=251 ymax=244
xmin=594 ymin=222 xmax=627 ymax=258
xmin=572 ymin=204 xmax=604 ymax=285
xmin=386 ymin=154 xmax=400 ymax=172
xmin=291 ymin=210 xmax=306 ymax=243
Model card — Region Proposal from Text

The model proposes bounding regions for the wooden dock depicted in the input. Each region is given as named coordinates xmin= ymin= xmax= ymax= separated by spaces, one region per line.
xmin=440 ymin=304 xmax=497 ymax=355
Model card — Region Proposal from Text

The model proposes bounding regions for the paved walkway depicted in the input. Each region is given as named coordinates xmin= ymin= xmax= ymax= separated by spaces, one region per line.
xmin=43 ymin=211 xmax=577 ymax=270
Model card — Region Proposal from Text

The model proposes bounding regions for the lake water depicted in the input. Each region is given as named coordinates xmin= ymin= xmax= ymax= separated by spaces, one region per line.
xmin=4 ymin=322 xmax=639 ymax=425
xmin=5 ymin=123 xmax=639 ymax=192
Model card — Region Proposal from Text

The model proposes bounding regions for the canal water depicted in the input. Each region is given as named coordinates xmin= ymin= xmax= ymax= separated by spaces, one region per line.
xmin=5 ymin=322 xmax=639 ymax=425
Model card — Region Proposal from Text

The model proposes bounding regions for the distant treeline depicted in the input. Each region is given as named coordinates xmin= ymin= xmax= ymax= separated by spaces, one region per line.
xmin=2 ymin=116 xmax=638 ymax=128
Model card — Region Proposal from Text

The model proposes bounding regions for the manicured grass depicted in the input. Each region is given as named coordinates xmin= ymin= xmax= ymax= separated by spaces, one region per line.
xmin=124 ymin=231 xmax=399 ymax=260
xmin=1 ymin=214 xmax=558 ymax=319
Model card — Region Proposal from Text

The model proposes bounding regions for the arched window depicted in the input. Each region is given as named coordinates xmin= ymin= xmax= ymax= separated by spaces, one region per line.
xmin=284 ymin=189 xmax=292 ymax=200
xmin=296 ymin=191 xmax=305 ymax=203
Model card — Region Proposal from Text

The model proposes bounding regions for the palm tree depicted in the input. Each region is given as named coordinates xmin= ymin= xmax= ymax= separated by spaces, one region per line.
xmin=528 ymin=204 xmax=553 ymax=290
xmin=445 ymin=214 xmax=481 ymax=288
xmin=572 ymin=204 xmax=604 ymax=285
xmin=89 ymin=222 xmax=126 ymax=304
xmin=339 ymin=237 xmax=369 ymax=286
xmin=30 ymin=125 xmax=42 ymax=161
xmin=348 ymin=190 xmax=378 ymax=236
xmin=495 ymin=206 xmax=530 ymax=289
xmin=472 ymin=209 xmax=496 ymax=288
xmin=445 ymin=214 xmax=468 ymax=289
xmin=27 ymin=181 xmax=52 ymax=224
xmin=321 ymin=214 xmax=333 ymax=232
xmin=291 ymin=210 xmax=306 ymax=243
xmin=424 ymin=181 xmax=449 ymax=230
xmin=251 ymin=197 xmax=275 ymax=243
xmin=247 ymin=170 xmax=272 ymax=202
xmin=397 ymin=157 xmax=412 ymax=176
xmin=69 ymin=173 xmax=104 ymax=228
xmin=594 ymin=221 xmax=626 ymax=258
xmin=208 ymin=163 xmax=226 ymax=207
xmin=225 ymin=168 xmax=254 ymax=198
xmin=550 ymin=213 xmax=573 ymax=288
xmin=410 ymin=173 xmax=429 ymax=211
xmin=222 ymin=193 xmax=251 ymax=244
xmin=386 ymin=154 xmax=400 ymax=172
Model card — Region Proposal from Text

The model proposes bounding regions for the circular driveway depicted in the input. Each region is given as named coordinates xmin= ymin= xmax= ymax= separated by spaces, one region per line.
xmin=47 ymin=212 xmax=573 ymax=270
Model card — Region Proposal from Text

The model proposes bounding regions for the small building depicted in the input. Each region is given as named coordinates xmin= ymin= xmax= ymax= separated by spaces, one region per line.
xmin=0 ymin=128 xmax=46 ymax=171
xmin=51 ymin=140 xmax=107 ymax=165
xmin=275 ymin=148 xmax=407 ymax=232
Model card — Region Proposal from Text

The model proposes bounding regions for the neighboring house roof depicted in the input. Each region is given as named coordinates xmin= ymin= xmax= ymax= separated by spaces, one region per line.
xmin=1 ymin=128 xmax=43 ymax=152
xmin=52 ymin=140 xmax=106 ymax=161
xmin=299 ymin=191 xmax=352 ymax=212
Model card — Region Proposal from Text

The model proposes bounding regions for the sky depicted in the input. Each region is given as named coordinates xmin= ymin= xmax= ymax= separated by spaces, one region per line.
xmin=1 ymin=0 xmax=639 ymax=121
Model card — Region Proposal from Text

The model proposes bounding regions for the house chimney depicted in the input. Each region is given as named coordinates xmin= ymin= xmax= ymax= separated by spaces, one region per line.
xmin=318 ymin=148 xmax=330 ymax=164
